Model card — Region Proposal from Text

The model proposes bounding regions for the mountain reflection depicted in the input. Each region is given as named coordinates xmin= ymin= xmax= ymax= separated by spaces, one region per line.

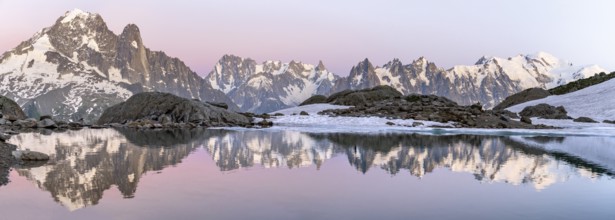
xmin=206 ymin=131 xmax=614 ymax=190
xmin=8 ymin=128 xmax=210 ymax=211
xmin=6 ymin=129 xmax=614 ymax=211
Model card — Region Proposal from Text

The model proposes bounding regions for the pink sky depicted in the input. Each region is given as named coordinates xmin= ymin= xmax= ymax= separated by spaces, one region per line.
xmin=1 ymin=0 xmax=613 ymax=76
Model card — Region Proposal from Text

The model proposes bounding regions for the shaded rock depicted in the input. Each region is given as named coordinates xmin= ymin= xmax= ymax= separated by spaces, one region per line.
xmin=273 ymin=113 xmax=284 ymax=117
xmin=206 ymin=102 xmax=228 ymax=110
xmin=257 ymin=119 xmax=273 ymax=128
xmin=12 ymin=150 xmax=49 ymax=161
xmin=0 ymin=118 xmax=7 ymax=126
xmin=519 ymin=104 xmax=571 ymax=119
xmin=299 ymin=95 xmax=328 ymax=106
xmin=603 ymin=120 xmax=615 ymax=124
xmin=37 ymin=118 xmax=58 ymax=129
xmin=0 ymin=133 xmax=10 ymax=142
xmin=521 ymin=116 xmax=532 ymax=124
xmin=327 ymin=85 xmax=402 ymax=106
xmin=0 ymin=96 xmax=26 ymax=121
xmin=14 ymin=118 xmax=38 ymax=128
xmin=494 ymin=88 xmax=551 ymax=111
xmin=97 ymin=92 xmax=250 ymax=127
xmin=573 ymin=117 xmax=598 ymax=123
xmin=386 ymin=121 xmax=395 ymax=126
xmin=299 ymin=111 xmax=309 ymax=116
xmin=39 ymin=115 xmax=52 ymax=121
xmin=412 ymin=122 xmax=424 ymax=127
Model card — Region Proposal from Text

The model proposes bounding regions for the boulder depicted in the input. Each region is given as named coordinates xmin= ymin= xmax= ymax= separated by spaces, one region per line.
xmin=97 ymin=92 xmax=250 ymax=127
xmin=0 ymin=96 xmax=26 ymax=121
xmin=573 ymin=117 xmax=598 ymax=123
xmin=520 ymin=116 xmax=532 ymax=124
xmin=299 ymin=111 xmax=309 ymax=116
xmin=14 ymin=118 xmax=38 ymax=128
xmin=12 ymin=150 xmax=50 ymax=161
xmin=37 ymin=118 xmax=58 ymax=129
xmin=604 ymin=120 xmax=615 ymax=124
xmin=494 ymin=88 xmax=551 ymax=111
xmin=39 ymin=115 xmax=52 ymax=121
xmin=519 ymin=104 xmax=571 ymax=119
xmin=0 ymin=133 xmax=10 ymax=142
xmin=299 ymin=95 xmax=328 ymax=106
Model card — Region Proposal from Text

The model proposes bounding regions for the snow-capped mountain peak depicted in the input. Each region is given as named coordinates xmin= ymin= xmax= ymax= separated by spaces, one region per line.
xmin=60 ymin=8 xmax=97 ymax=24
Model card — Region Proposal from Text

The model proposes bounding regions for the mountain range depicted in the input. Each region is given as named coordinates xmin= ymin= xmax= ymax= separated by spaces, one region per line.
xmin=0 ymin=9 xmax=608 ymax=120
xmin=0 ymin=9 xmax=232 ymax=122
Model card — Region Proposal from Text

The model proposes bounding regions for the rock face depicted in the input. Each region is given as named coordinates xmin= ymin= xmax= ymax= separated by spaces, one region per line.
xmin=0 ymin=9 xmax=234 ymax=123
xmin=326 ymin=85 xmax=403 ymax=106
xmin=519 ymin=104 xmax=572 ymax=119
xmin=0 ymin=96 xmax=26 ymax=121
xmin=318 ymin=87 xmax=553 ymax=129
xmin=493 ymin=88 xmax=551 ymax=111
xmin=573 ymin=117 xmax=598 ymax=123
xmin=97 ymin=92 xmax=251 ymax=127
xmin=299 ymin=95 xmax=328 ymax=106
xmin=206 ymin=55 xmax=338 ymax=113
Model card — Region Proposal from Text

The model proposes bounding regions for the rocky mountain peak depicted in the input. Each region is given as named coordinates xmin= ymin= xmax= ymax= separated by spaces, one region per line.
xmin=316 ymin=60 xmax=326 ymax=71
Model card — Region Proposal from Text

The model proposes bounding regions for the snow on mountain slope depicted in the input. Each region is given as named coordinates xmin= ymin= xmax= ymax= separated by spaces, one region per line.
xmin=0 ymin=9 xmax=233 ymax=122
xmin=207 ymin=55 xmax=338 ymax=113
xmin=507 ymin=78 xmax=615 ymax=122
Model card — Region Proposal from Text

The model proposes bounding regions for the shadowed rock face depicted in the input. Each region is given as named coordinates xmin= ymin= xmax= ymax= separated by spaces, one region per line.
xmin=0 ymin=9 xmax=235 ymax=123
xmin=97 ymin=92 xmax=250 ymax=127
xmin=0 ymin=96 xmax=26 ymax=120
xmin=493 ymin=88 xmax=551 ymax=111
xmin=520 ymin=104 xmax=572 ymax=119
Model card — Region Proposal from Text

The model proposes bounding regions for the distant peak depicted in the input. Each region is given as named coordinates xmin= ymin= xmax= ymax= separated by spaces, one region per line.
xmin=316 ymin=60 xmax=326 ymax=71
xmin=412 ymin=56 xmax=429 ymax=65
xmin=61 ymin=8 xmax=96 ymax=23
xmin=122 ymin=23 xmax=140 ymax=32
xmin=475 ymin=55 xmax=493 ymax=65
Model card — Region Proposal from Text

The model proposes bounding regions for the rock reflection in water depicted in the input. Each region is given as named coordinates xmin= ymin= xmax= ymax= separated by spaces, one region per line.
xmin=8 ymin=128 xmax=209 ymax=211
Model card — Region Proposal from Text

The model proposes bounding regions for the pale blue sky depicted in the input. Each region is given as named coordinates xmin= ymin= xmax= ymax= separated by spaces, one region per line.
xmin=0 ymin=0 xmax=613 ymax=75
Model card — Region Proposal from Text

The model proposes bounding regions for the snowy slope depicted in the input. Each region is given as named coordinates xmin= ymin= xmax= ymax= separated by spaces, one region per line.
xmin=507 ymin=78 xmax=615 ymax=122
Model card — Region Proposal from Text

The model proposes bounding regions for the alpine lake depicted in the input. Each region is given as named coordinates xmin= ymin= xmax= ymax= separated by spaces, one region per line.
xmin=0 ymin=128 xmax=613 ymax=220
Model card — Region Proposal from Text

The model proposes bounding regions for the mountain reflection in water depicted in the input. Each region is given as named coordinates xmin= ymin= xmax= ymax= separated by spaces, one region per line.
xmin=5 ymin=128 xmax=614 ymax=211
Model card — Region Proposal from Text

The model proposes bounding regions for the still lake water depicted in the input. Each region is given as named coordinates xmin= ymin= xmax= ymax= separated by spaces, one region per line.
xmin=0 ymin=128 xmax=614 ymax=220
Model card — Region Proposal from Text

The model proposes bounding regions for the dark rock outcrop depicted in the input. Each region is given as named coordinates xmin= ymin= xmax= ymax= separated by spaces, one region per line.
xmin=519 ymin=104 xmax=572 ymax=119
xmin=573 ymin=117 xmax=598 ymax=123
xmin=493 ymin=88 xmax=551 ymax=111
xmin=97 ymin=92 xmax=250 ymax=127
xmin=326 ymin=85 xmax=402 ymax=106
xmin=320 ymin=92 xmax=554 ymax=129
xmin=604 ymin=120 xmax=615 ymax=124
xmin=0 ymin=96 xmax=26 ymax=121
xmin=299 ymin=95 xmax=328 ymax=106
